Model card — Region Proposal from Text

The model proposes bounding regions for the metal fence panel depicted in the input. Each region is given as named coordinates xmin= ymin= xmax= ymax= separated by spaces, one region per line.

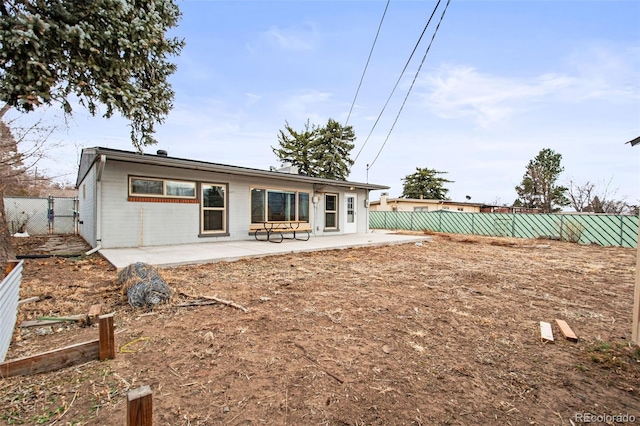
xmin=369 ymin=211 xmax=638 ymax=248
xmin=0 ymin=260 xmax=23 ymax=362
xmin=4 ymin=197 xmax=78 ymax=235
xmin=51 ymin=197 xmax=78 ymax=234
xmin=4 ymin=197 xmax=49 ymax=235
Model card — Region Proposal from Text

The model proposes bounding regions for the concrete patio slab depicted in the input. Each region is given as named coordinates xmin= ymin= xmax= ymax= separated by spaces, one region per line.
xmin=99 ymin=231 xmax=430 ymax=269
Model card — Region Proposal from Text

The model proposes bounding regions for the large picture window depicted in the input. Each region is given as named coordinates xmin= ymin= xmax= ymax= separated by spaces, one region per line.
xmin=250 ymin=188 xmax=310 ymax=223
xmin=325 ymin=194 xmax=338 ymax=230
xmin=202 ymin=184 xmax=226 ymax=233
xmin=130 ymin=177 xmax=196 ymax=198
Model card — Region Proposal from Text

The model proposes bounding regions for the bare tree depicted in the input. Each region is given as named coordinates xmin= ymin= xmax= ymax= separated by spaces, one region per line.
xmin=0 ymin=105 xmax=58 ymax=268
xmin=567 ymin=178 xmax=634 ymax=214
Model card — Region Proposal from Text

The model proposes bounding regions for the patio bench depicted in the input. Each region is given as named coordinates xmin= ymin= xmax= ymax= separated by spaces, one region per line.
xmin=251 ymin=221 xmax=311 ymax=243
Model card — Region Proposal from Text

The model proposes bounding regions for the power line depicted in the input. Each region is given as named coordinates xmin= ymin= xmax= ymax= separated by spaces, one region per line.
xmin=344 ymin=0 xmax=390 ymax=128
xmin=353 ymin=0 xmax=443 ymax=165
xmin=367 ymin=0 xmax=451 ymax=171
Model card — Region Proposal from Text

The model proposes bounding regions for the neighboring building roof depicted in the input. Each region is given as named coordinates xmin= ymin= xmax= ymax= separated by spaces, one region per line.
xmin=369 ymin=197 xmax=485 ymax=208
xmin=75 ymin=147 xmax=389 ymax=191
xmin=627 ymin=136 xmax=640 ymax=147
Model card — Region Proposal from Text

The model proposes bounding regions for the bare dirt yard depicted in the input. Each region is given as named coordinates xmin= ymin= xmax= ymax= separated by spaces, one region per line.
xmin=2 ymin=233 xmax=639 ymax=425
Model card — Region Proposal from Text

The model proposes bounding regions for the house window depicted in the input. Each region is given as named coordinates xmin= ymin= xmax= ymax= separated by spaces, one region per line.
xmin=325 ymin=194 xmax=338 ymax=230
xmin=201 ymin=184 xmax=226 ymax=233
xmin=250 ymin=188 xmax=310 ymax=223
xmin=130 ymin=177 xmax=196 ymax=198
xmin=414 ymin=206 xmax=429 ymax=212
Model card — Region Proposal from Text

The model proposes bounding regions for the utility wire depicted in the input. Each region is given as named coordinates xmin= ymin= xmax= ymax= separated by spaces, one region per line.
xmin=344 ymin=0 xmax=390 ymax=128
xmin=367 ymin=0 xmax=451 ymax=171
xmin=353 ymin=0 xmax=442 ymax=164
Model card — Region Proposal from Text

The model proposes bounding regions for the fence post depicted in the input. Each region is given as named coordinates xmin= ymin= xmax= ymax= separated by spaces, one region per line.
xmin=559 ymin=215 xmax=564 ymax=241
xmin=511 ymin=214 xmax=515 ymax=237
xmin=98 ymin=313 xmax=115 ymax=361
xmin=127 ymin=385 xmax=153 ymax=426
xmin=471 ymin=214 xmax=475 ymax=235
xmin=620 ymin=216 xmax=624 ymax=246
xmin=438 ymin=211 xmax=442 ymax=232
xmin=410 ymin=212 xmax=414 ymax=231
xmin=47 ymin=196 xmax=54 ymax=234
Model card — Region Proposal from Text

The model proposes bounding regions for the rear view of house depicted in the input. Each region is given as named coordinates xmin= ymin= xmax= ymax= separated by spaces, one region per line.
xmin=75 ymin=147 xmax=388 ymax=249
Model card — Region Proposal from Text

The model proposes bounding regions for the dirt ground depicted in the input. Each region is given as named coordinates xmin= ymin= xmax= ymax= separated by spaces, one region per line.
xmin=1 ymin=233 xmax=639 ymax=425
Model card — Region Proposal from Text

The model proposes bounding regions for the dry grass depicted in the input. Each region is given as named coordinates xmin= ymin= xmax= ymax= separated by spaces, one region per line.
xmin=1 ymin=233 xmax=639 ymax=425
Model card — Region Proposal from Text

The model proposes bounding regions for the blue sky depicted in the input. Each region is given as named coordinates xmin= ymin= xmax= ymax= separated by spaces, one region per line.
xmin=11 ymin=0 xmax=640 ymax=206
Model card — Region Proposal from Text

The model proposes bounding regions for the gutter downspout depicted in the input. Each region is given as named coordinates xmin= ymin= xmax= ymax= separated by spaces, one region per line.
xmin=86 ymin=155 xmax=106 ymax=255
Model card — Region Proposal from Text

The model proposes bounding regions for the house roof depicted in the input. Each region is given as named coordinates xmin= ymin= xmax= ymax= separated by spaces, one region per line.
xmin=626 ymin=136 xmax=640 ymax=147
xmin=75 ymin=147 xmax=389 ymax=191
xmin=369 ymin=197 xmax=486 ymax=208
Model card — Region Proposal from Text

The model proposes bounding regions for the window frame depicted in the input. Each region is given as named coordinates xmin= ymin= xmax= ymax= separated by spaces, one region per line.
xmin=324 ymin=193 xmax=338 ymax=230
xmin=129 ymin=176 xmax=196 ymax=199
xmin=200 ymin=182 xmax=227 ymax=234
xmin=250 ymin=187 xmax=311 ymax=224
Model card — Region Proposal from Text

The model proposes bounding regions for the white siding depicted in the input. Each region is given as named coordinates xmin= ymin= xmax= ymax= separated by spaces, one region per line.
xmin=99 ymin=160 xmax=358 ymax=248
xmin=78 ymin=166 xmax=97 ymax=247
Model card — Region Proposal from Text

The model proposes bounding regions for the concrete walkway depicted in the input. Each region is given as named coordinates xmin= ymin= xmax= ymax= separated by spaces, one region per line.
xmin=99 ymin=231 xmax=429 ymax=269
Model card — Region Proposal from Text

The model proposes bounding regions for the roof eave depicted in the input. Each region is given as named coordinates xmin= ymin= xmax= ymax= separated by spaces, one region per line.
xmin=84 ymin=147 xmax=389 ymax=191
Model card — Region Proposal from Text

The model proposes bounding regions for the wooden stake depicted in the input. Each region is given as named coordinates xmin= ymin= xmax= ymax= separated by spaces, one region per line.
xmin=555 ymin=319 xmax=578 ymax=342
xmin=99 ymin=313 xmax=115 ymax=361
xmin=88 ymin=304 xmax=103 ymax=323
xmin=127 ymin=385 xmax=153 ymax=426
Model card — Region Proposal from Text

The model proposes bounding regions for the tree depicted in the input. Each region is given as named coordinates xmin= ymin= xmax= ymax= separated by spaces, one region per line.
xmin=568 ymin=178 xmax=635 ymax=214
xmin=272 ymin=120 xmax=316 ymax=177
xmin=515 ymin=148 xmax=569 ymax=213
xmin=272 ymin=118 xmax=355 ymax=180
xmin=312 ymin=118 xmax=355 ymax=180
xmin=0 ymin=0 xmax=184 ymax=268
xmin=401 ymin=167 xmax=452 ymax=200
xmin=0 ymin=0 xmax=184 ymax=151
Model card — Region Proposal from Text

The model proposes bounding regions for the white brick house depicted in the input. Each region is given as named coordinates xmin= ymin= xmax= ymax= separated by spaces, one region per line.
xmin=75 ymin=147 xmax=388 ymax=249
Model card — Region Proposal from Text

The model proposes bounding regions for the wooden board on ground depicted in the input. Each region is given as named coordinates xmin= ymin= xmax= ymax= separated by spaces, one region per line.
xmin=540 ymin=321 xmax=554 ymax=342
xmin=0 ymin=340 xmax=99 ymax=378
xmin=555 ymin=319 xmax=578 ymax=342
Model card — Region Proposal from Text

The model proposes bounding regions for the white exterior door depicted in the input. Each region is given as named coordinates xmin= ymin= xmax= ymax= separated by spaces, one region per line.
xmin=344 ymin=194 xmax=357 ymax=234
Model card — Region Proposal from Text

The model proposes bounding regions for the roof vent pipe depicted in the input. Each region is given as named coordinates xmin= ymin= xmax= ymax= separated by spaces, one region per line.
xmin=157 ymin=150 xmax=168 ymax=156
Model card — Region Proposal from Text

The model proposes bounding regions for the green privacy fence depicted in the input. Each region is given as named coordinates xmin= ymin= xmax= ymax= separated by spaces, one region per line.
xmin=370 ymin=211 xmax=639 ymax=248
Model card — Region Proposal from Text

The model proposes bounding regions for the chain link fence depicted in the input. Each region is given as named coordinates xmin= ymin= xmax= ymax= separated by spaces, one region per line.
xmin=4 ymin=196 xmax=79 ymax=235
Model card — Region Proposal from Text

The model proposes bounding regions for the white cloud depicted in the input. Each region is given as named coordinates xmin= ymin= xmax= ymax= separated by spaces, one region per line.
xmin=277 ymin=90 xmax=333 ymax=123
xmin=417 ymin=44 xmax=640 ymax=128
xmin=418 ymin=65 xmax=575 ymax=127
xmin=257 ymin=25 xmax=317 ymax=52
xmin=245 ymin=93 xmax=262 ymax=105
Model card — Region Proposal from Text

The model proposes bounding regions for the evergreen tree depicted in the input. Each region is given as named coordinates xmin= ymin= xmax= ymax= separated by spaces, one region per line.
xmin=0 ymin=0 xmax=184 ymax=268
xmin=272 ymin=120 xmax=316 ymax=176
xmin=272 ymin=118 xmax=355 ymax=180
xmin=0 ymin=0 xmax=184 ymax=151
xmin=312 ymin=118 xmax=355 ymax=180
xmin=515 ymin=148 xmax=569 ymax=213
xmin=401 ymin=167 xmax=452 ymax=200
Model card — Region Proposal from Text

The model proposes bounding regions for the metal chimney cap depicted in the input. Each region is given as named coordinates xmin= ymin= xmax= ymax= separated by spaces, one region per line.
xmin=156 ymin=150 xmax=168 ymax=156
